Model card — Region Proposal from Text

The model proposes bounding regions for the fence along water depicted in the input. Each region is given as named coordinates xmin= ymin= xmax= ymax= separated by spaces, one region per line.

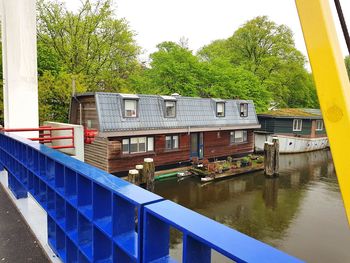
xmin=0 ymin=132 xmax=302 ymax=263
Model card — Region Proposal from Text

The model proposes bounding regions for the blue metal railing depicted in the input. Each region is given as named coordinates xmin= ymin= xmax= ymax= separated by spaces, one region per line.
xmin=0 ymin=132 xmax=303 ymax=263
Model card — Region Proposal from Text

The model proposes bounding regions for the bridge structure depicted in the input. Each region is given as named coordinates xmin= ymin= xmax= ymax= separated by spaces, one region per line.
xmin=0 ymin=132 xmax=302 ymax=262
xmin=0 ymin=0 xmax=349 ymax=262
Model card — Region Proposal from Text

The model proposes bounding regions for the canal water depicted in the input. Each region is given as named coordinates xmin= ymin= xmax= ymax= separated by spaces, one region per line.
xmin=154 ymin=150 xmax=350 ymax=263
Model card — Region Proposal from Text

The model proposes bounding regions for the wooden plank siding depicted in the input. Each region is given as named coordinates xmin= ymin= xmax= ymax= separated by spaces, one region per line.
xmin=70 ymin=95 xmax=99 ymax=129
xmin=84 ymin=130 xmax=255 ymax=174
xmin=203 ymin=131 xmax=254 ymax=159
xmin=258 ymin=117 xmax=327 ymax=138
xmin=84 ymin=137 xmax=108 ymax=171
xmin=106 ymin=134 xmax=190 ymax=173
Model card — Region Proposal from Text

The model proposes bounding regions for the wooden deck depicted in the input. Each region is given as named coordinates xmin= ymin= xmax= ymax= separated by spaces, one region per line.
xmin=190 ymin=163 xmax=264 ymax=182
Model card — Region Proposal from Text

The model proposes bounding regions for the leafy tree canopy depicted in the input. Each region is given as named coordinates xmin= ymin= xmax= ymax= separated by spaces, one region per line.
xmin=198 ymin=16 xmax=318 ymax=109
xmin=130 ymin=41 xmax=271 ymax=112
xmin=38 ymin=72 xmax=87 ymax=123
xmin=37 ymin=0 xmax=140 ymax=91
xmin=345 ymin=56 xmax=350 ymax=79
xmin=1 ymin=12 xmax=327 ymax=124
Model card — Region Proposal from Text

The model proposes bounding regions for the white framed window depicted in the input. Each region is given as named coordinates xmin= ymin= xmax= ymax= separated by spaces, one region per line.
xmin=122 ymin=139 xmax=129 ymax=154
xmin=216 ymin=102 xmax=225 ymax=117
xmin=147 ymin=137 xmax=154 ymax=151
xmin=316 ymin=120 xmax=323 ymax=131
xmin=293 ymin=119 xmax=303 ymax=131
xmin=230 ymin=131 xmax=248 ymax=144
xmin=122 ymin=137 xmax=154 ymax=154
xmin=165 ymin=135 xmax=179 ymax=150
xmin=87 ymin=120 xmax=92 ymax=129
xmin=240 ymin=103 xmax=248 ymax=117
xmin=165 ymin=101 xmax=176 ymax=117
xmin=124 ymin=99 xmax=138 ymax=117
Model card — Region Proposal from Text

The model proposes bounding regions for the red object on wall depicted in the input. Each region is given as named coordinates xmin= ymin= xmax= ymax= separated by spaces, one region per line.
xmin=84 ymin=129 xmax=98 ymax=144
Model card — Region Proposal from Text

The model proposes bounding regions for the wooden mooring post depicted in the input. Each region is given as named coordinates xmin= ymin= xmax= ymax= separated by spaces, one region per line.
xmin=128 ymin=169 xmax=140 ymax=185
xmin=264 ymin=137 xmax=279 ymax=177
xmin=143 ymin=158 xmax=155 ymax=191
xmin=136 ymin=164 xmax=144 ymax=185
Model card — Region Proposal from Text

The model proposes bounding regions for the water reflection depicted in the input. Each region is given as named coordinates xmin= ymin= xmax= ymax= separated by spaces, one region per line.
xmin=263 ymin=178 xmax=279 ymax=209
xmin=155 ymin=150 xmax=350 ymax=263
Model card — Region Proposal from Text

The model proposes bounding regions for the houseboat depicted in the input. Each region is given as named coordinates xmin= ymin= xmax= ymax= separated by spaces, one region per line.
xmin=69 ymin=92 xmax=261 ymax=174
xmin=255 ymin=108 xmax=328 ymax=153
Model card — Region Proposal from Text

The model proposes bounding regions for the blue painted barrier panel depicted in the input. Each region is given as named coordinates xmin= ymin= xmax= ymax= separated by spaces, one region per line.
xmin=0 ymin=132 xmax=163 ymax=262
xmin=0 ymin=132 xmax=304 ymax=263
xmin=143 ymin=200 xmax=303 ymax=263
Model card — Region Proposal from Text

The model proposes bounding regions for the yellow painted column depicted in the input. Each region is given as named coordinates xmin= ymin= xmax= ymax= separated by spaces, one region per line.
xmin=295 ymin=0 xmax=350 ymax=223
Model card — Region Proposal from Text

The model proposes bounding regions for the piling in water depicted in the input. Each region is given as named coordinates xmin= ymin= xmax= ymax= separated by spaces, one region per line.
xmin=264 ymin=137 xmax=279 ymax=177
xmin=128 ymin=169 xmax=139 ymax=185
xmin=143 ymin=158 xmax=155 ymax=191
xmin=135 ymin=164 xmax=144 ymax=185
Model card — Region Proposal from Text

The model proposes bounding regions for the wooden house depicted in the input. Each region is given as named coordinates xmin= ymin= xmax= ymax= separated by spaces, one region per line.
xmin=69 ymin=92 xmax=261 ymax=174
xmin=255 ymin=108 xmax=328 ymax=153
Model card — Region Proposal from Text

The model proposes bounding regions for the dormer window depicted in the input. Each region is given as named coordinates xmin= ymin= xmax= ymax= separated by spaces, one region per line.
xmin=240 ymin=103 xmax=248 ymax=117
xmin=165 ymin=101 xmax=176 ymax=118
xmin=124 ymin=99 xmax=138 ymax=117
xmin=216 ymin=102 xmax=225 ymax=117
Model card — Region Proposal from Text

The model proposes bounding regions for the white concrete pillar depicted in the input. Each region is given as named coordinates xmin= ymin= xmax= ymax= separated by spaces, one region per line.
xmin=1 ymin=0 xmax=39 ymax=137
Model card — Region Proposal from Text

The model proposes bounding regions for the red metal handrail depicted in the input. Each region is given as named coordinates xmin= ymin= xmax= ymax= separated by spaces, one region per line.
xmin=0 ymin=126 xmax=75 ymax=150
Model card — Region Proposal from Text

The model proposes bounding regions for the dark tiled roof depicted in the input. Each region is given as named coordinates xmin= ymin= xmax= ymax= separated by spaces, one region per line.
xmin=92 ymin=92 xmax=259 ymax=132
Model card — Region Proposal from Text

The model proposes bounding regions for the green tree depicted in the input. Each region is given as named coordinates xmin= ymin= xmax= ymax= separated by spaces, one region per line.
xmin=199 ymin=16 xmax=318 ymax=108
xmin=345 ymin=56 xmax=350 ymax=79
xmin=131 ymin=41 xmax=271 ymax=112
xmin=37 ymin=0 xmax=140 ymax=91
xmin=198 ymin=59 xmax=271 ymax=111
xmin=131 ymin=41 xmax=204 ymax=96
xmin=37 ymin=40 xmax=63 ymax=76
xmin=38 ymin=71 xmax=87 ymax=123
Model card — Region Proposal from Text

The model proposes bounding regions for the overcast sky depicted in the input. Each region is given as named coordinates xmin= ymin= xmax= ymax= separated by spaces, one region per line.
xmin=65 ymin=0 xmax=350 ymax=62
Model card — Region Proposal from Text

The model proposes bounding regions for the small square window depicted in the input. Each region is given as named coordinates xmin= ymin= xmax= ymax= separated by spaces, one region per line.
xmin=165 ymin=101 xmax=176 ymax=118
xmin=138 ymin=137 xmax=146 ymax=152
xmin=165 ymin=136 xmax=172 ymax=150
xmin=216 ymin=102 xmax=225 ymax=117
xmin=230 ymin=131 xmax=248 ymax=144
xmin=240 ymin=103 xmax=248 ymax=117
xmin=124 ymin=100 xmax=137 ymax=117
xmin=130 ymin=137 xmax=139 ymax=153
xmin=165 ymin=135 xmax=179 ymax=150
xmin=122 ymin=136 xmax=154 ymax=154
xmin=316 ymin=120 xmax=323 ymax=131
xmin=293 ymin=119 xmax=303 ymax=131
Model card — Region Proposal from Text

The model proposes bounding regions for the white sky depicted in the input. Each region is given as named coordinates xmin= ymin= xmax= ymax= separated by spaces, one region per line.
xmin=65 ymin=0 xmax=350 ymax=63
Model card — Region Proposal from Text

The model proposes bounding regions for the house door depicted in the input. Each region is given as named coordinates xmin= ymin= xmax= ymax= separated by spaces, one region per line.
xmin=190 ymin=133 xmax=204 ymax=159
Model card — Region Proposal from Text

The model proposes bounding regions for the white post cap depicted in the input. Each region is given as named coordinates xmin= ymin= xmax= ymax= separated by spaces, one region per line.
xmin=129 ymin=169 xmax=139 ymax=175
xmin=136 ymin=164 xmax=144 ymax=169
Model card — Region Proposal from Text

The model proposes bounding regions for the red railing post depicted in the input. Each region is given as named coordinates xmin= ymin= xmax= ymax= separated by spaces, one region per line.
xmin=0 ymin=126 xmax=76 ymax=150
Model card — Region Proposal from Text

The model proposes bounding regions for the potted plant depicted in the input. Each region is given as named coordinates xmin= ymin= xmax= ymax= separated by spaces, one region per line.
xmin=256 ymin=156 xmax=264 ymax=164
xmin=192 ymin=157 xmax=199 ymax=166
xmin=202 ymin=158 xmax=209 ymax=168
xmin=241 ymin=157 xmax=250 ymax=167
xmin=222 ymin=162 xmax=230 ymax=171
xmin=216 ymin=163 xmax=223 ymax=173
xmin=227 ymin=156 xmax=233 ymax=164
